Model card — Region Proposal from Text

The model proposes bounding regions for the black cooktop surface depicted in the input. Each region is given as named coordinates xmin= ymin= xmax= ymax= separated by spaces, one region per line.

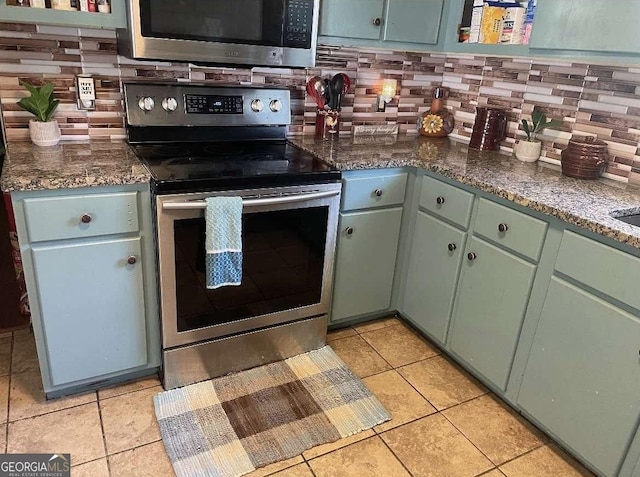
xmin=131 ymin=141 xmax=340 ymax=193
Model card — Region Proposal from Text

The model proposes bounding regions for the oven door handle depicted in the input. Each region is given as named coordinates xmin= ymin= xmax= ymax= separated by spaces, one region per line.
xmin=161 ymin=189 xmax=340 ymax=210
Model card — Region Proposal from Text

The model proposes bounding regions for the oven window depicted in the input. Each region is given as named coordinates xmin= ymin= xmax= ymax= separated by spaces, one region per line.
xmin=140 ymin=0 xmax=285 ymax=47
xmin=174 ymin=206 xmax=328 ymax=332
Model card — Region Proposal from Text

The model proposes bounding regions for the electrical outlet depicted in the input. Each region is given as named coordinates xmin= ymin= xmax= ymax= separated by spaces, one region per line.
xmin=76 ymin=75 xmax=96 ymax=111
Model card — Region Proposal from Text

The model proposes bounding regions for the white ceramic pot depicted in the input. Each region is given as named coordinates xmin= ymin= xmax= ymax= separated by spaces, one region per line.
xmin=514 ymin=140 xmax=542 ymax=163
xmin=28 ymin=119 xmax=61 ymax=147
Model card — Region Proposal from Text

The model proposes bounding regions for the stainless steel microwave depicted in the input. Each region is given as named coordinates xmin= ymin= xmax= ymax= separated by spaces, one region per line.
xmin=117 ymin=0 xmax=319 ymax=68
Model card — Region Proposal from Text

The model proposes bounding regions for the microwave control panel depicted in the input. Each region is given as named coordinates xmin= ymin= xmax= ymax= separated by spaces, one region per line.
xmin=284 ymin=0 xmax=314 ymax=48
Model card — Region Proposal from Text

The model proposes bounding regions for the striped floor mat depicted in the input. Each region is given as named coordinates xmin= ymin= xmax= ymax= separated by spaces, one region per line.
xmin=154 ymin=345 xmax=391 ymax=477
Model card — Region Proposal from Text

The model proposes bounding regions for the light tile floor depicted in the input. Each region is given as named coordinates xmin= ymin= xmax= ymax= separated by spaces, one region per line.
xmin=0 ymin=318 xmax=595 ymax=477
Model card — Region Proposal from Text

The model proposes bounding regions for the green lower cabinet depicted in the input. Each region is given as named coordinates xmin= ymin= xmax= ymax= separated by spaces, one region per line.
xmin=518 ymin=277 xmax=640 ymax=477
xmin=31 ymin=237 xmax=148 ymax=387
xmin=402 ymin=211 xmax=466 ymax=344
xmin=449 ymin=236 xmax=537 ymax=391
xmin=331 ymin=207 xmax=403 ymax=322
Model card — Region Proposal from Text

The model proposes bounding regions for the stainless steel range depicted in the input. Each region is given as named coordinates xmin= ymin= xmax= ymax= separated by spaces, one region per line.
xmin=124 ymin=83 xmax=341 ymax=389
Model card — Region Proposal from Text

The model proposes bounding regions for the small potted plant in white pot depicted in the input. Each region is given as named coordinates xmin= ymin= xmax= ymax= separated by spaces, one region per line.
xmin=17 ymin=81 xmax=61 ymax=147
xmin=515 ymin=107 xmax=562 ymax=162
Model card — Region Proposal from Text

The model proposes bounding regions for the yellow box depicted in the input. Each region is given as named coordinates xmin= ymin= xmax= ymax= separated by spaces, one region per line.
xmin=479 ymin=5 xmax=505 ymax=44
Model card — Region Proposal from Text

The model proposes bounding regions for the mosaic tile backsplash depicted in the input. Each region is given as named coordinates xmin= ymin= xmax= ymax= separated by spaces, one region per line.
xmin=1 ymin=22 xmax=640 ymax=183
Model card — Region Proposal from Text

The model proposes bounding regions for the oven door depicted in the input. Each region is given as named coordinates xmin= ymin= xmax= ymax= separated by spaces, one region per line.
xmin=157 ymin=183 xmax=341 ymax=349
xmin=122 ymin=0 xmax=319 ymax=68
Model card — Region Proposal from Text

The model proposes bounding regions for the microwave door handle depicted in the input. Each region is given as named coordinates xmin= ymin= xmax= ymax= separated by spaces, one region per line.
xmin=161 ymin=189 xmax=340 ymax=210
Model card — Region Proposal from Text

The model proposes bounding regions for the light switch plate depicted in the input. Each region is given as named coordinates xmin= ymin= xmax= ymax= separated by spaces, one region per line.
xmin=76 ymin=75 xmax=96 ymax=111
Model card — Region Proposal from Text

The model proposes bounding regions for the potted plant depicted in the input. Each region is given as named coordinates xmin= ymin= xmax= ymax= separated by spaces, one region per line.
xmin=17 ymin=81 xmax=61 ymax=147
xmin=515 ymin=107 xmax=562 ymax=162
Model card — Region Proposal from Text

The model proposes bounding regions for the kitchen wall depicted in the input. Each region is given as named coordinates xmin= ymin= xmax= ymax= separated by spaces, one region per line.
xmin=0 ymin=22 xmax=639 ymax=184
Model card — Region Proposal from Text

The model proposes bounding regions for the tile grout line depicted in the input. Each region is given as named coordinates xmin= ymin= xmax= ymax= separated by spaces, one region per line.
xmin=96 ymin=396 xmax=112 ymax=476
xmin=377 ymin=432 xmax=416 ymax=477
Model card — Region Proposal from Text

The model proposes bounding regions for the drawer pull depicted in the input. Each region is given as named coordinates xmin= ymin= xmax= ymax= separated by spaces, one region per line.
xmin=448 ymin=243 xmax=457 ymax=252
xmin=436 ymin=196 xmax=445 ymax=205
xmin=498 ymin=223 xmax=509 ymax=233
xmin=467 ymin=252 xmax=477 ymax=261
xmin=373 ymin=17 xmax=382 ymax=26
xmin=127 ymin=256 xmax=138 ymax=265
xmin=80 ymin=213 xmax=92 ymax=224
xmin=345 ymin=227 xmax=354 ymax=236
xmin=374 ymin=189 xmax=384 ymax=197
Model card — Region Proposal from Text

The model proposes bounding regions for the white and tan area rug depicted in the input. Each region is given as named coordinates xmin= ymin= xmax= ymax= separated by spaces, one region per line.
xmin=154 ymin=345 xmax=391 ymax=477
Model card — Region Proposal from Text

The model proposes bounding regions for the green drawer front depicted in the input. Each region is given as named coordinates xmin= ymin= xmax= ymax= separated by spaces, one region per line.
xmin=473 ymin=198 xmax=548 ymax=262
xmin=24 ymin=192 xmax=140 ymax=242
xmin=341 ymin=172 xmax=408 ymax=211
xmin=555 ymin=230 xmax=640 ymax=310
xmin=420 ymin=175 xmax=474 ymax=228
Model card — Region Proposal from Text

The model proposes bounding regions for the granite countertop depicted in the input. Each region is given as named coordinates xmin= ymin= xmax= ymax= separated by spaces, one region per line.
xmin=0 ymin=141 xmax=150 ymax=192
xmin=290 ymin=135 xmax=640 ymax=250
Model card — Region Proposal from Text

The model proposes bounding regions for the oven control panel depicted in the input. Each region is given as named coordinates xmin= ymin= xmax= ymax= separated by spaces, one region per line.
xmin=185 ymin=95 xmax=243 ymax=114
xmin=124 ymin=83 xmax=291 ymax=127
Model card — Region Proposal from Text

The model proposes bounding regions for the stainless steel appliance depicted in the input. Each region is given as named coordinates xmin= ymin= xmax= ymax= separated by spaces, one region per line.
xmin=118 ymin=0 xmax=319 ymax=68
xmin=125 ymin=83 xmax=341 ymax=389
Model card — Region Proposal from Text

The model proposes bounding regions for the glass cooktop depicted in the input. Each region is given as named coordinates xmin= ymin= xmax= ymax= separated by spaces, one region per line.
xmin=131 ymin=141 xmax=340 ymax=193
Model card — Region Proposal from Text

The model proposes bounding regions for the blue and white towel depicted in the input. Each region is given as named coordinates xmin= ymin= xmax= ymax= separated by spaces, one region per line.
xmin=205 ymin=196 xmax=243 ymax=289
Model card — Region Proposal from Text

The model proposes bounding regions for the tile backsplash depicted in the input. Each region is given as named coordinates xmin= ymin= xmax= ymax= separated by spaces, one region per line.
xmin=1 ymin=22 xmax=640 ymax=184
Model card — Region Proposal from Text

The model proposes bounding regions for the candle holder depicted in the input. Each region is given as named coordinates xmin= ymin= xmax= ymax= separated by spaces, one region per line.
xmin=315 ymin=109 xmax=340 ymax=139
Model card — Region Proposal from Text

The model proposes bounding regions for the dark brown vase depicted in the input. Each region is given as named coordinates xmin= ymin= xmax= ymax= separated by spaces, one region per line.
xmin=469 ymin=107 xmax=508 ymax=151
xmin=418 ymin=87 xmax=454 ymax=138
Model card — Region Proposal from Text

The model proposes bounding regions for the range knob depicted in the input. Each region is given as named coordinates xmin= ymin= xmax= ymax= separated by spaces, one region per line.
xmin=250 ymin=99 xmax=264 ymax=112
xmin=161 ymin=97 xmax=178 ymax=112
xmin=269 ymin=99 xmax=282 ymax=112
xmin=138 ymin=96 xmax=155 ymax=112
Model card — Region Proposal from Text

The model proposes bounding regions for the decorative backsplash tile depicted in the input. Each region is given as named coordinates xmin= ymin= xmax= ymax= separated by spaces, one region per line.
xmin=0 ymin=22 xmax=640 ymax=183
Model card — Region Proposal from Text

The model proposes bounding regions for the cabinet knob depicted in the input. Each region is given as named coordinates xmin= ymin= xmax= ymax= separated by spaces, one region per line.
xmin=127 ymin=255 xmax=137 ymax=265
xmin=467 ymin=252 xmax=477 ymax=261
xmin=436 ymin=196 xmax=445 ymax=205
xmin=345 ymin=227 xmax=354 ymax=235
xmin=374 ymin=188 xmax=384 ymax=197
xmin=448 ymin=243 xmax=457 ymax=252
xmin=373 ymin=17 xmax=382 ymax=26
xmin=498 ymin=223 xmax=509 ymax=233
xmin=80 ymin=213 xmax=92 ymax=224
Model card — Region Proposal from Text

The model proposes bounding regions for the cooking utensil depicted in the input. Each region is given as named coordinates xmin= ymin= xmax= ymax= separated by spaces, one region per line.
xmin=306 ymin=76 xmax=326 ymax=109
xmin=339 ymin=73 xmax=351 ymax=95
xmin=330 ymin=74 xmax=345 ymax=110
xmin=325 ymin=78 xmax=335 ymax=110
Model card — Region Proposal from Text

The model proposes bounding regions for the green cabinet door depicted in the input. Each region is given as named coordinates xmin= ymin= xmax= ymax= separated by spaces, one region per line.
xmin=319 ymin=0 xmax=385 ymax=40
xmin=402 ymin=211 xmax=466 ymax=344
xmin=518 ymin=278 xmax=640 ymax=477
xmin=383 ymin=0 xmax=444 ymax=44
xmin=331 ymin=207 xmax=403 ymax=322
xmin=530 ymin=0 xmax=640 ymax=54
xmin=449 ymin=237 xmax=536 ymax=391
xmin=31 ymin=237 xmax=148 ymax=386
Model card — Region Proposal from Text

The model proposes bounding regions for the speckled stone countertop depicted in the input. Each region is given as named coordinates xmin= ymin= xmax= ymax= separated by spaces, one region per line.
xmin=290 ymin=135 xmax=640 ymax=250
xmin=0 ymin=141 xmax=150 ymax=192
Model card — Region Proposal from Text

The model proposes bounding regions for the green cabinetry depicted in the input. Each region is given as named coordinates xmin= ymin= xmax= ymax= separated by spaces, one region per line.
xmin=518 ymin=231 xmax=640 ymax=477
xmin=319 ymin=0 xmax=445 ymax=47
xmin=11 ymin=184 xmax=160 ymax=397
xmin=402 ymin=211 xmax=466 ymax=344
xmin=449 ymin=236 xmax=536 ymax=391
xmin=529 ymin=0 xmax=640 ymax=55
xmin=0 ymin=0 xmax=126 ymax=29
xmin=331 ymin=170 xmax=407 ymax=323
